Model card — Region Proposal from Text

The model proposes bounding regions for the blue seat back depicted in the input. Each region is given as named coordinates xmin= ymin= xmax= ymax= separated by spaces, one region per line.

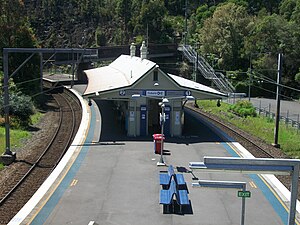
xmin=168 ymin=165 xmax=175 ymax=177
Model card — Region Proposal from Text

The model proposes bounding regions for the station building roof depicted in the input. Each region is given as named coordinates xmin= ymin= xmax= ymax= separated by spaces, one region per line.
xmin=83 ymin=54 xmax=226 ymax=99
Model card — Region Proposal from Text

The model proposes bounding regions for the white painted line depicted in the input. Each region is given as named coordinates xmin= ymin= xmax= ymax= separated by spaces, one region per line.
xmin=230 ymin=141 xmax=300 ymax=212
xmin=88 ymin=221 xmax=95 ymax=225
xmin=8 ymin=89 xmax=91 ymax=225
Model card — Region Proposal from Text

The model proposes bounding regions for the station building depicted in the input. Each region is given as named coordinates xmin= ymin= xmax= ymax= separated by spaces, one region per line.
xmin=83 ymin=42 xmax=226 ymax=137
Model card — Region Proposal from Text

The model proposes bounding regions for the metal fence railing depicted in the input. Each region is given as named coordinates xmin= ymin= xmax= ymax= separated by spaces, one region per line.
xmin=225 ymin=97 xmax=300 ymax=132
xmin=181 ymin=45 xmax=235 ymax=94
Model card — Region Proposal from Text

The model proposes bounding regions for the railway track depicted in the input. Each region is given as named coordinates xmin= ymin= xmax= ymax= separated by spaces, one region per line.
xmin=0 ymin=88 xmax=82 ymax=225
xmin=185 ymin=104 xmax=298 ymax=200
xmin=0 ymin=93 xmax=297 ymax=224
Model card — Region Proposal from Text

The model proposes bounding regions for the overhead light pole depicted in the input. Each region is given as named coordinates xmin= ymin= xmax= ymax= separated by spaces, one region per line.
xmin=184 ymin=0 xmax=188 ymax=46
xmin=248 ymin=54 xmax=252 ymax=101
xmin=273 ymin=53 xmax=283 ymax=148
xmin=3 ymin=50 xmax=12 ymax=156
xmin=157 ymin=98 xmax=169 ymax=166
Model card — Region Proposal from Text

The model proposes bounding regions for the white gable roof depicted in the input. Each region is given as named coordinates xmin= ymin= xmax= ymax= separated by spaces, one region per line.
xmin=83 ymin=54 xmax=226 ymax=98
xmin=84 ymin=55 xmax=155 ymax=95
xmin=169 ymin=74 xmax=224 ymax=96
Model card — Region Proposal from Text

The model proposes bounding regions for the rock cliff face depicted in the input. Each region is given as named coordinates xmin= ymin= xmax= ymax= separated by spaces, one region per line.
xmin=23 ymin=0 xmax=116 ymax=48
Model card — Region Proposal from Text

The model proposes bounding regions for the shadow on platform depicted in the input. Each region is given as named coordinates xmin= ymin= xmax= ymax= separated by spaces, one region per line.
xmin=94 ymin=100 xmax=230 ymax=144
xmin=162 ymin=200 xmax=193 ymax=215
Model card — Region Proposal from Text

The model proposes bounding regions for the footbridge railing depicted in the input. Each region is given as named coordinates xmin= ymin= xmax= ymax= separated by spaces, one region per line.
xmin=182 ymin=45 xmax=235 ymax=94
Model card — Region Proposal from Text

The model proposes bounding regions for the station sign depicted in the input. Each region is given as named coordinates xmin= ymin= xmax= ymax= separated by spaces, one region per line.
xmin=146 ymin=90 xmax=165 ymax=97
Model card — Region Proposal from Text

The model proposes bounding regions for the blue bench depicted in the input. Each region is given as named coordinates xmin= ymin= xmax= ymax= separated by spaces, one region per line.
xmin=159 ymin=180 xmax=190 ymax=213
xmin=159 ymin=165 xmax=186 ymax=189
xmin=176 ymin=188 xmax=189 ymax=213
xmin=159 ymin=180 xmax=176 ymax=212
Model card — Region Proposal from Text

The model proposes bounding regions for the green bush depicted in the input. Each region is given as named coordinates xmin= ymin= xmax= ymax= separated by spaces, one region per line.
xmin=229 ymin=100 xmax=257 ymax=118
xmin=0 ymin=92 xmax=35 ymax=128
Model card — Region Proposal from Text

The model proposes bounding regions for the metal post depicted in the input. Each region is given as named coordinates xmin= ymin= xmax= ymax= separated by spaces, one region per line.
xmin=158 ymin=103 xmax=165 ymax=166
xmin=241 ymin=184 xmax=246 ymax=225
xmin=190 ymin=157 xmax=300 ymax=225
xmin=40 ymin=53 xmax=43 ymax=92
xmin=192 ymin=180 xmax=246 ymax=225
xmin=196 ymin=48 xmax=198 ymax=82
xmin=3 ymin=50 xmax=11 ymax=155
xmin=248 ymin=55 xmax=252 ymax=101
xmin=288 ymin=163 xmax=299 ymax=225
xmin=273 ymin=53 xmax=282 ymax=148
xmin=297 ymin=114 xmax=299 ymax=134
xmin=286 ymin=110 xmax=289 ymax=128
xmin=184 ymin=0 xmax=187 ymax=46
xmin=71 ymin=49 xmax=75 ymax=88
xmin=259 ymin=100 xmax=261 ymax=115
xmin=135 ymin=100 xmax=137 ymax=137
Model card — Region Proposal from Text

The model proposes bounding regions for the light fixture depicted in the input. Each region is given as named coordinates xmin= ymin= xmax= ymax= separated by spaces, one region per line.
xmin=162 ymin=98 xmax=169 ymax=104
xmin=131 ymin=94 xmax=141 ymax=99
xmin=185 ymin=95 xmax=195 ymax=101
xmin=154 ymin=82 xmax=159 ymax=86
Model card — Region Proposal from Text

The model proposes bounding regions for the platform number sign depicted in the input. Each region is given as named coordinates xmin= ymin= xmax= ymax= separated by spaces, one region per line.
xmin=237 ymin=191 xmax=251 ymax=198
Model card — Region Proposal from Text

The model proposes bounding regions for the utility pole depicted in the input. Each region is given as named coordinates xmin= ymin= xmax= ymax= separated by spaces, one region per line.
xmin=248 ymin=54 xmax=252 ymax=101
xmin=3 ymin=51 xmax=11 ymax=155
xmin=273 ymin=53 xmax=283 ymax=148
xmin=184 ymin=0 xmax=188 ymax=46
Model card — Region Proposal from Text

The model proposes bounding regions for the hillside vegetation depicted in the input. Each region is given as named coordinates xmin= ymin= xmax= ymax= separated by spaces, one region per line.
xmin=0 ymin=0 xmax=300 ymax=126
xmin=1 ymin=0 xmax=300 ymax=98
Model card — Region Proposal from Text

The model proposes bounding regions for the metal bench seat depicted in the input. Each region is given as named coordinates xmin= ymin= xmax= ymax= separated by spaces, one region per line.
xmin=159 ymin=165 xmax=186 ymax=188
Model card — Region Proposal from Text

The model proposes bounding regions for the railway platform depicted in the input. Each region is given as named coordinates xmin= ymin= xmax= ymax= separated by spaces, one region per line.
xmin=7 ymin=86 xmax=300 ymax=225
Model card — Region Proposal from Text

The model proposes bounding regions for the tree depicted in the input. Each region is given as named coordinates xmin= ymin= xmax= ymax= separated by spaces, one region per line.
xmin=279 ymin=0 xmax=297 ymax=20
xmin=164 ymin=0 xmax=184 ymax=16
xmin=0 ymin=0 xmax=40 ymax=96
xmin=134 ymin=0 xmax=168 ymax=43
xmin=244 ymin=12 xmax=299 ymax=97
xmin=198 ymin=3 xmax=251 ymax=70
xmin=295 ymin=70 xmax=300 ymax=82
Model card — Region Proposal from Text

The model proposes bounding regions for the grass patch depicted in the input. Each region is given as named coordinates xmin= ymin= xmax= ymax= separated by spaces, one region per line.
xmin=0 ymin=127 xmax=31 ymax=154
xmin=31 ymin=111 xmax=43 ymax=124
xmin=0 ymin=111 xmax=44 ymax=169
xmin=197 ymin=100 xmax=300 ymax=158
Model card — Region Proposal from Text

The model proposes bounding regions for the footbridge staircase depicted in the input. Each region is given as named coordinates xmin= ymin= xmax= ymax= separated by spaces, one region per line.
xmin=181 ymin=45 xmax=234 ymax=94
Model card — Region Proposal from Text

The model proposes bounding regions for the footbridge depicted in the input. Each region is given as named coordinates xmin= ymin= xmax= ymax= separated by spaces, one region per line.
xmin=180 ymin=45 xmax=235 ymax=94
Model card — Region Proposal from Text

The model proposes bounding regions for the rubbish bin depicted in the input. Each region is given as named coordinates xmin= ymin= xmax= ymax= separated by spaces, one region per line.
xmin=153 ymin=134 xmax=165 ymax=154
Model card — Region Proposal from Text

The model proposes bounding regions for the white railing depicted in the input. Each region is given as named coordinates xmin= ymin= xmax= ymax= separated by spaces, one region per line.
xmin=182 ymin=45 xmax=235 ymax=94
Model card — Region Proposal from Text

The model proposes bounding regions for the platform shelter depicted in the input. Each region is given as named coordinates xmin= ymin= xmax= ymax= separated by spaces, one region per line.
xmin=83 ymin=42 xmax=226 ymax=137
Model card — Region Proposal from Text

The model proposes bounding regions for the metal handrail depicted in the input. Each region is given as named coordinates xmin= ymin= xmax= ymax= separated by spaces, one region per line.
xmin=182 ymin=45 xmax=235 ymax=93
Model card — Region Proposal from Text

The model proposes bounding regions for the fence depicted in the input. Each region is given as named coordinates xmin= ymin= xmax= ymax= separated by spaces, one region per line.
xmin=226 ymin=97 xmax=300 ymax=132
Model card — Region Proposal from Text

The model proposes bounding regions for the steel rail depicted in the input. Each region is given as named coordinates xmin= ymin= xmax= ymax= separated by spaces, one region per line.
xmin=0 ymin=90 xmax=76 ymax=207
xmin=185 ymin=105 xmax=274 ymax=158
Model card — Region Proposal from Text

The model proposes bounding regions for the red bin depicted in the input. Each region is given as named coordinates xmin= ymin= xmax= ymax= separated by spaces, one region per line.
xmin=153 ymin=134 xmax=165 ymax=154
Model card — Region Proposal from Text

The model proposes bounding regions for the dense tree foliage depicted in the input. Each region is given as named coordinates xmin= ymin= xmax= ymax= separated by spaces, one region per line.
xmin=0 ymin=0 xmax=38 ymax=127
xmin=198 ymin=3 xmax=251 ymax=70
xmin=190 ymin=0 xmax=300 ymax=98
xmin=0 ymin=0 xmax=39 ymax=96
xmin=1 ymin=0 xmax=299 ymax=100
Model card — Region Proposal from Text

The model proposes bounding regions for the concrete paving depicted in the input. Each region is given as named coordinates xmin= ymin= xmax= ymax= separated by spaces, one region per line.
xmin=26 ymin=100 xmax=290 ymax=225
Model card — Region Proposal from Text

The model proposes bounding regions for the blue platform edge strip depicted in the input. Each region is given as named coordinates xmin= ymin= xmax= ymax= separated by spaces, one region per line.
xmin=186 ymin=108 xmax=290 ymax=224
xmin=220 ymin=136 xmax=289 ymax=224
xmin=32 ymin=107 xmax=291 ymax=224
xmin=30 ymin=105 xmax=96 ymax=225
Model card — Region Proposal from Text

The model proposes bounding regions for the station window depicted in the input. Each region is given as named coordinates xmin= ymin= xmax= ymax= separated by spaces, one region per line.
xmin=153 ymin=70 xmax=158 ymax=81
